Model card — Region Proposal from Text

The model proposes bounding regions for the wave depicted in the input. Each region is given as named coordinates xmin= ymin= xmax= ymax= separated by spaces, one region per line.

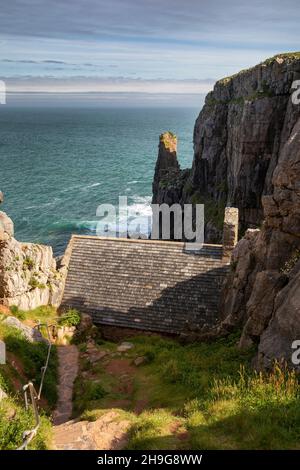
xmin=59 ymin=182 xmax=101 ymax=194
xmin=50 ymin=220 xmax=99 ymax=234
xmin=50 ymin=196 xmax=153 ymax=237
xmin=24 ymin=198 xmax=60 ymax=210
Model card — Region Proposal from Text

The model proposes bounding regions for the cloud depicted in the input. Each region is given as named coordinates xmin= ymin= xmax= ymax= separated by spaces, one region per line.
xmin=4 ymin=76 xmax=215 ymax=95
xmin=0 ymin=0 xmax=299 ymax=49
xmin=1 ymin=58 xmax=97 ymax=67
xmin=0 ymin=0 xmax=299 ymax=99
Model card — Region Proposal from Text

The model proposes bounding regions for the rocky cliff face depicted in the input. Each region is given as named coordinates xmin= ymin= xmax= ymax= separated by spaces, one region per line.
xmin=0 ymin=195 xmax=66 ymax=310
xmin=221 ymin=114 xmax=300 ymax=368
xmin=152 ymin=131 xmax=190 ymax=206
xmin=153 ymin=53 xmax=300 ymax=368
xmin=153 ymin=53 xmax=300 ymax=242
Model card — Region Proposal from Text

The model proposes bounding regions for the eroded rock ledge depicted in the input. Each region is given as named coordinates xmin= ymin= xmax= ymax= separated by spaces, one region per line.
xmin=0 ymin=194 xmax=68 ymax=310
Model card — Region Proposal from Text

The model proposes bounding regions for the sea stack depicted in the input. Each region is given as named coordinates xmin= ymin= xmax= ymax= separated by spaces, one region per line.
xmin=152 ymin=132 xmax=180 ymax=204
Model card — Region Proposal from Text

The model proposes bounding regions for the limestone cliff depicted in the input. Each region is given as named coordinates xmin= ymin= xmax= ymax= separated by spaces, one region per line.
xmin=153 ymin=53 xmax=300 ymax=242
xmin=153 ymin=53 xmax=300 ymax=368
xmin=221 ymin=115 xmax=300 ymax=368
xmin=0 ymin=194 xmax=66 ymax=310
xmin=152 ymin=131 xmax=190 ymax=206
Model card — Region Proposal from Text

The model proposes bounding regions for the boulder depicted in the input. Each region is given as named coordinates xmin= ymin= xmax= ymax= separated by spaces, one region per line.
xmin=2 ymin=315 xmax=45 ymax=343
xmin=117 ymin=342 xmax=134 ymax=353
xmin=133 ymin=356 xmax=147 ymax=366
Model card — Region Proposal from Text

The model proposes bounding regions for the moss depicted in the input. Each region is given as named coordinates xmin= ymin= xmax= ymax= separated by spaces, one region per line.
xmin=29 ymin=276 xmax=45 ymax=290
xmin=280 ymin=249 xmax=300 ymax=275
xmin=263 ymin=52 xmax=300 ymax=66
xmin=23 ymin=256 xmax=34 ymax=270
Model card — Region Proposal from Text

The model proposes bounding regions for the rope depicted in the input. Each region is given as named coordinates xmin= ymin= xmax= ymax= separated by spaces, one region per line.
xmin=17 ymin=322 xmax=52 ymax=450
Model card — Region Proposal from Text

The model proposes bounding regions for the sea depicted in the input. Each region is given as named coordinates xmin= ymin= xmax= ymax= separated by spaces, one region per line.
xmin=0 ymin=107 xmax=198 ymax=256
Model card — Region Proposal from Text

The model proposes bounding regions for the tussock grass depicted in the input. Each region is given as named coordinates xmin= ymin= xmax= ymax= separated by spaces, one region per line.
xmin=74 ymin=332 xmax=300 ymax=450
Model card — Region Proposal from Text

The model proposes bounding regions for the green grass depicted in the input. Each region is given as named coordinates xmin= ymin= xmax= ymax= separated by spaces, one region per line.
xmin=0 ymin=305 xmax=59 ymax=450
xmin=72 ymin=332 xmax=300 ymax=450
xmin=58 ymin=308 xmax=81 ymax=327
xmin=0 ymin=394 xmax=52 ymax=450
xmin=0 ymin=306 xmax=59 ymax=407
xmin=0 ymin=321 xmax=58 ymax=407
xmin=8 ymin=305 xmax=57 ymax=325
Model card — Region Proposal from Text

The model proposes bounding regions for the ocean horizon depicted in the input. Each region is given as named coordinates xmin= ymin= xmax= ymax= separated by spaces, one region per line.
xmin=0 ymin=106 xmax=198 ymax=255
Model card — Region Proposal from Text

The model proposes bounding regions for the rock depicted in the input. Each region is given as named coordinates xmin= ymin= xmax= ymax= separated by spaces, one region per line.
xmin=88 ymin=350 xmax=108 ymax=364
xmin=56 ymin=325 xmax=76 ymax=344
xmin=220 ymin=114 xmax=300 ymax=366
xmin=0 ymin=228 xmax=64 ymax=310
xmin=86 ymin=339 xmax=97 ymax=350
xmin=0 ymin=192 xmax=3 ymax=204
xmin=0 ymin=386 xmax=7 ymax=401
xmin=256 ymin=271 xmax=300 ymax=369
xmin=152 ymin=131 xmax=180 ymax=205
xmin=239 ymin=270 xmax=288 ymax=348
xmin=0 ymin=211 xmax=14 ymax=241
xmin=78 ymin=313 xmax=93 ymax=332
xmin=133 ymin=356 xmax=147 ymax=366
xmin=3 ymin=315 xmax=45 ymax=343
xmin=117 ymin=342 xmax=134 ymax=352
xmin=53 ymin=411 xmax=130 ymax=450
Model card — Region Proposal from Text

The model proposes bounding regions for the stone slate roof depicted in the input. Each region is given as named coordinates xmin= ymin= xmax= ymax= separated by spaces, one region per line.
xmin=61 ymin=236 xmax=229 ymax=335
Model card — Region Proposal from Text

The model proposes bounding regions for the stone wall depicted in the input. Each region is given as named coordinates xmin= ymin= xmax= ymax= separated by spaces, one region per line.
xmin=222 ymin=207 xmax=239 ymax=261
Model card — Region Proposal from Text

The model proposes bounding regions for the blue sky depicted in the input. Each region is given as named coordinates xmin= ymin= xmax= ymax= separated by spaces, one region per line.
xmin=0 ymin=0 xmax=299 ymax=106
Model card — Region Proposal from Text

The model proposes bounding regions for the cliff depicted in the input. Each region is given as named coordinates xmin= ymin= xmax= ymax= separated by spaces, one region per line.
xmin=221 ymin=115 xmax=300 ymax=368
xmin=153 ymin=53 xmax=300 ymax=242
xmin=153 ymin=53 xmax=300 ymax=368
xmin=0 ymin=194 xmax=65 ymax=310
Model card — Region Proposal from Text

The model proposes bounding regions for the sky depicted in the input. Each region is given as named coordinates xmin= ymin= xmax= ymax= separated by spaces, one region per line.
xmin=0 ymin=0 xmax=299 ymax=106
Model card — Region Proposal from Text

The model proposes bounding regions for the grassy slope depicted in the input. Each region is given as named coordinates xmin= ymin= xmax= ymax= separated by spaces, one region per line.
xmin=73 ymin=333 xmax=300 ymax=450
xmin=0 ymin=307 xmax=58 ymax=449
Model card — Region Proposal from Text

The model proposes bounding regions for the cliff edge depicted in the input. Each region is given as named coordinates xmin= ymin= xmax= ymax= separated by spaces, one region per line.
xmin=153 ymin=53 xmax=300 ymax=242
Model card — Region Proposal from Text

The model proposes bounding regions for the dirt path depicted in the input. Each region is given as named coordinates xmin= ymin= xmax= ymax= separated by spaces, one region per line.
xmin=52 ymin=345 xmax=79 ymax=425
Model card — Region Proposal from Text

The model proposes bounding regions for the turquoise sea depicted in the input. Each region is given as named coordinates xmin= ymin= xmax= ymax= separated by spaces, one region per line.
xmin=0 ymin=107 xmax=198 ymax=255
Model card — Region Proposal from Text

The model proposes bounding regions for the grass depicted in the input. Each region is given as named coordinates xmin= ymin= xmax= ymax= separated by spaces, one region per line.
xmin=0 ymin=305 xmax=59 ymax=449
xmin=0 ymin=320 xmax=58 ymax=407
xmin=8 ymin=305 xmax=57 ymax=325
xmin=72 ymin=332 xmax=300 ymax=449
xmin=0 ymin=394 xmax=52 ymax=450
xmin=58 ymin=308 xmax=81 ymax=327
